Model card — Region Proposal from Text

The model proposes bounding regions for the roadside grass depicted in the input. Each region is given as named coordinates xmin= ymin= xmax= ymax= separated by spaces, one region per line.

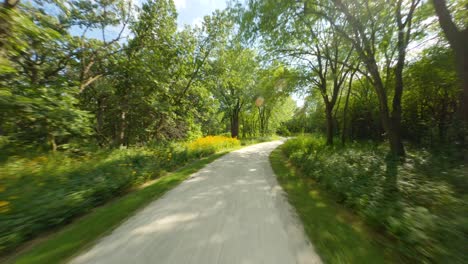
xmin=280 ymin=135 xmax=466 ymax=262
xmin=6 ymin=151 xmax=229 ymax=264
xmin=269 ymin=147 xmax=400 ymax=263
xmin=0 ymin=136 xmax=241 ymax=255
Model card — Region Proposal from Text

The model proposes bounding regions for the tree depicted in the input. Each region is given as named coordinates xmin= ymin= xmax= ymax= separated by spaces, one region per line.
xmin=403 ymin=46 xmax=458 ymax=144
xmin=240 ymin=0 xmax=357 ymax=145
xmin=431 ymin=0 xmax=468 ymax=141
xmin=320 ymin=0 xmax=421 ymax=156
xmin=209 ymin=47 xmax=258 ymax=138
xmin=254 ymin=63 xmax=297 ymax=136
xmin=1 ymin=1 xmax=93 ymax=150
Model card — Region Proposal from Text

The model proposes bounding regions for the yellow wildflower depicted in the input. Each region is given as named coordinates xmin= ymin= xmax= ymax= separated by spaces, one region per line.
xmin=0 ymin=200 xmax=10 ymax=213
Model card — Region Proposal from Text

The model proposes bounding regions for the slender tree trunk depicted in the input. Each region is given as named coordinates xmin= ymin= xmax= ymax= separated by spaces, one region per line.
xmin=392 ymin=35 xmax=406 ymax=157
xmin=241 ymin=115 xmax=246 ymax=139
xmin=342 ymin=72 xmax=354 ymax=145
xmin=96 ymin=97 xmax=105 ymax=145
xmin=119 ymin=111 xmax=126 ymax=147
xmin=325 ymin=103 xmax=333 ymax=145
xmin=366 ymin=57 xmax=405 ymax=156
xmin=231 ymin=110 xmax=239 ymax=138
xmin=332 ymin=0 xmax=407 ymax=156
xmin=48 ymin=133 xmax=57 ymax=152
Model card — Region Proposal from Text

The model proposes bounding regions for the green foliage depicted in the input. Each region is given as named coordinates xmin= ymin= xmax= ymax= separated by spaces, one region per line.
xmin=270 ymin=147 xmax=397 ymax=263
xmin=282 ymin=136 xmax=467 ymax=263
xmin=402 ymin=46 xmax=459 ymax=145
xmin=10 ymin=152 xmax=229 ymax=264
xmin=0 ymin=137 xmax=238 ymax=255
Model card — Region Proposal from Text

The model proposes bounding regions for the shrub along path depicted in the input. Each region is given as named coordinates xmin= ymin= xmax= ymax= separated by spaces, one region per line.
xmin=70 ymin=141 xmax=320 ymax=264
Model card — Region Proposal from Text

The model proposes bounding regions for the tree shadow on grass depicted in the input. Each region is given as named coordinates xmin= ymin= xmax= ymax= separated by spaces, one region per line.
xmin=270 ymin=148 xmax=401 ymax=263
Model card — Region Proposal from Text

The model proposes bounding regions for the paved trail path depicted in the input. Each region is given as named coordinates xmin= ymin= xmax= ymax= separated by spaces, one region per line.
xmin=71 ymin=141 xmax=321 ymax=264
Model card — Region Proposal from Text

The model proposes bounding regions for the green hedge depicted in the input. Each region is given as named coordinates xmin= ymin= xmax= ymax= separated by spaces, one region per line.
xmin=282 ymin=136 xmax=467 ymax=263
xmin=0 ymin=136 xmax=239 ymax=255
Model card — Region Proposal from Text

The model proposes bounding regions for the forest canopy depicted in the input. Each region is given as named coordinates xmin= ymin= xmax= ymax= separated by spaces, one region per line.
xmin=0 ymin=0 xmax=296 ymax=153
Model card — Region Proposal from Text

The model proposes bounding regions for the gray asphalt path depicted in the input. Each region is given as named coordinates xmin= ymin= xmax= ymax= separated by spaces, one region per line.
xmin=70 ymin=141 xmax=321 ymax=264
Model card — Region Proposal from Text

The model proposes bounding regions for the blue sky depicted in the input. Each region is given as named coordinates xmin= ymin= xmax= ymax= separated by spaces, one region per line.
xmin=66 ymin=0 xmax=228 ymax=44
xmin=173 ymin=0 xmax=227 ymax=28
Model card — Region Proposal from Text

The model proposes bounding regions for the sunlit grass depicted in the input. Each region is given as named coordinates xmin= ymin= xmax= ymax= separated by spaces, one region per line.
xmin=0 ymin=136 xmax=241 ymax=256
xmin=187 ymin=135 xmax=240 ymax=156
xmin=279 ymin=135 xmax=467 ymax=263
xmin=270 ymin=147 xmax=400 ymax=263
xmin=6 ymin=151 xmax=230 ymax=264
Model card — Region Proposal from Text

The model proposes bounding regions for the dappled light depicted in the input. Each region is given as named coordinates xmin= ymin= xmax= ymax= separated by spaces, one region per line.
xmin=280 ymin=136 xmax=466 ymax=262
xmin=70 ymin=142 xmax=320 ymax=264
xmin=1 ymin=0 xmax=467 ymax=263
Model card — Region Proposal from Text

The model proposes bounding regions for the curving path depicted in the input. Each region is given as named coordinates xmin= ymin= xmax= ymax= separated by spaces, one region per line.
xmin=70 ymin=141 xmax=321 ymax=264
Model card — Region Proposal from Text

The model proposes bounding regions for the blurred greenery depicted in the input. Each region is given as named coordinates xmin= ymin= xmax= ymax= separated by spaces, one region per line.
xmin=281 ymin=135 xmax=467 ymax=263
xmin=0 ymin=136 xmax=240 ymax=255
xmin=270 ymin=147 xmax=399 ymax=263
xmin=6 ymin=150 xmax=231 ymax=264
xmin=1 ymin=0 xmax=468 ymax=262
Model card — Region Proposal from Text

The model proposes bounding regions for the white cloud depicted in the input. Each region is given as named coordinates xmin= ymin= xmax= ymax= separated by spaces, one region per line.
xmin=174 ymin=0 xmax=186 ymax=9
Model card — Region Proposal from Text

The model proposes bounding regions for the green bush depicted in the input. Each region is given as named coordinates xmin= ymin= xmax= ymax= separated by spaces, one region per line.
xmin=240 ymin=135 xmax=280 ymax=146
xmin=0 ymin=137 xmax=238 ymax=255
xmin=282 ymin=136 xmax=467 ymax=263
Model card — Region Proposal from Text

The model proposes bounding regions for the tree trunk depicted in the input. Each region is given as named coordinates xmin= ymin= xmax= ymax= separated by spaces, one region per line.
xmin=325 ymin=103 xmax=333 ymax=145
xmin=368 ymin=57 xmax=405 ymax=156
xmin=48 ymin=133 xmax=57 ymax=151
xmin=231 ymin=110 xmax=239 ymax=138
xmin=241 ymin=115 xmax=246 ymax=139
xmin=391 ymin=21 xmax=407 ymax=157
xmin=388 ymin=122 xmax=405 ymax=156
xmin=119 ymin=111 xmax=126 ymax=147
xmin=96 ymin=97 xmax=105 ymax=145
xmin=432 ymin=0 xmax=468 ymax=146
xmin=258 ymin=106 xmax=267 ymax=136
xmin=342 ymin=72 xmax=354 ymax=145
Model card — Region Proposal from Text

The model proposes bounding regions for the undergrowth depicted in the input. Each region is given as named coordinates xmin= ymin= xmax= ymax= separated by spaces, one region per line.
xmin=0 ymin=136 xmax=239 ymax=255
xmin=282 ymin=135 xmax=467 ymax=263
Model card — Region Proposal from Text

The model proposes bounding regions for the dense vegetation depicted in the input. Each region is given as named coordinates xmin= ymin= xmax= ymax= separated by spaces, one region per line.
xmin=0 ymin=0 xmax=295 ymax=256
xmin=282 ymin=136 xmax=466 ymax=262
xmin=1 ymin=0 xmax=467 ymax=262
xmin=0 ymin=136 xmax=240 ymax=254
xmin=234 ymin=0 xmax=467 ymax=262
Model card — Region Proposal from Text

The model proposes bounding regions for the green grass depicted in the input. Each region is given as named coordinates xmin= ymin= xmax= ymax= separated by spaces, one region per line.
xmin=6 ymin=151 xmax=229 ymax=264
xmin=280 ymin=135 xmax=466 ymax=263
xmin=0 ymin=136 xmax=241 ymax=255
xmin=269 ymin=147 xmax=400 ymax=263
xmin=240 ymin=135 xmax=281 ymax=145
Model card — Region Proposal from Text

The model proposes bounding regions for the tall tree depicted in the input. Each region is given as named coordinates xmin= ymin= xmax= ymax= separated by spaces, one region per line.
xmin=310 ymin=0 xmax=421 ymax=155
xmin=431 ymin=0 xmax=468 ymax=140
xmin=209 ymin=47 xmax=258 ymax=138
xmin=240 ymin=0 xmax=356 ymax=145
xmin=254 ymin=63 xmax=297 ymax=136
